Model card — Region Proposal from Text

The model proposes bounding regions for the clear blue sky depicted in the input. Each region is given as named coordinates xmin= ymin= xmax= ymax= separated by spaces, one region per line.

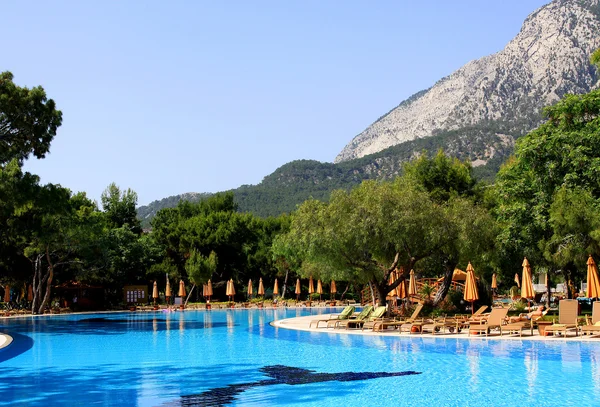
xmin=4 ymin=0 xmax=549 ymax=206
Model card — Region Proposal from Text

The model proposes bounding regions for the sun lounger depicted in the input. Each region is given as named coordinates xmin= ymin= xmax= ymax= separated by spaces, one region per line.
xmin=468 ymin=307 xmax=509 ymax=337
xmin=502 ymin=310 xmax=548 ymax=337
xmin=369 ymin=303 xmax=424 ymax=333
xmin=309 ymin=305 xmax=355 ymax=328
xmin=545 ymin=299 xmax=580 ymax=337
xmin=582 ymin=301 xmax=600 ymax=336
xmin=345 ymin=306 xmax=386 ymax=329
xmin=329 ymin=306 xmax=373 ymax=329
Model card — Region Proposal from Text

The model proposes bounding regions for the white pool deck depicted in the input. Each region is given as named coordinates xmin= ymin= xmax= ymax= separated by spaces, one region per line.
xmin=272 ymin=314 xmax=600 ymax=342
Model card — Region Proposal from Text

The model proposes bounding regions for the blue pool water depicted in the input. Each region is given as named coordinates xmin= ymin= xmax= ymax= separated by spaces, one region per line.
xmin=0 ymin=308 xmax=598 ymax=406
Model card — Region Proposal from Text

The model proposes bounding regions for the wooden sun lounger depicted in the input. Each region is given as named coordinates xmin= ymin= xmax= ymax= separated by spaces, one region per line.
xmin=468 ymin=308 xmax=509 ymax=337
xmin=545 ymin=299 xmax=580 ymax=337
xmin=582 ymin=302 xmax=600 ymax=336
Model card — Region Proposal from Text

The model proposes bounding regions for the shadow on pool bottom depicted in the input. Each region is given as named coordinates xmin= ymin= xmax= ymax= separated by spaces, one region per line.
xmin=162 ymin=365 xmax=422 ymax=407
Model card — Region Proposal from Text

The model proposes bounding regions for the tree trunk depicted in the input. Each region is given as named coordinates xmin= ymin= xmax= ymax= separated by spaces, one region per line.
xmin=37 ymin=247 xmax=54 ymax=314
xmin=432 ymin=259 xmax=458 ymax=306
xmin=373 ymin=280 xmax=389 ymax=307
xmin=281 ymin=268 xmax=289 ymax=300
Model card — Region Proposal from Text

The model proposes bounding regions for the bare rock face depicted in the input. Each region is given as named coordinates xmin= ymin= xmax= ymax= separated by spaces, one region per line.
xmin=335 ymin=0 xmax=600 ymax=163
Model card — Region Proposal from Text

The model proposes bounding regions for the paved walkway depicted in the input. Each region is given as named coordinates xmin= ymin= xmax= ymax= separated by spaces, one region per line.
xmin=272 ymin=314 xmax=600 ymax=342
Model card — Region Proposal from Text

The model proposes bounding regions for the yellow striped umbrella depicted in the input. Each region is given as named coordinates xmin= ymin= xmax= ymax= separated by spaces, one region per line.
xmin=273 ymin=279 xmax=279 ymax=296
xmin=258 ymin=278 xmax=265 ymax=296
xmin=587 ymin=255 xmax=600 ymax=299
xmin=408 ymin=269 xmax=418 ymax=296
xmin=521 ymin=258 xmax=535 ymax=302
xmin=463 ymin=262 xmax=479 ymax=314
xmin=179 ymin=280 xmax=186 ymax=297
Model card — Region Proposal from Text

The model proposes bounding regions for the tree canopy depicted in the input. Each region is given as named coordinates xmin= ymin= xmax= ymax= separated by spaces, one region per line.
xmin=0 ymin=72 xmax=62 ymax=165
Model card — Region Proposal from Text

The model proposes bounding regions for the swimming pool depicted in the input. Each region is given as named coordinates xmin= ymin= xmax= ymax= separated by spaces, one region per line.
xmin=0 ymin=308 xmax=598 ymax=406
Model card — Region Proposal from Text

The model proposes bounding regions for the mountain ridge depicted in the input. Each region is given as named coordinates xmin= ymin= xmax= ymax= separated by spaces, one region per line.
xmin=335 ymin=0 xmax=600 ymax=162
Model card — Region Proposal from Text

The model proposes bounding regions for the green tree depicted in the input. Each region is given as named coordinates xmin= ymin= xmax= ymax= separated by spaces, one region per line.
xmin=101 ymin=183 xmax=142 ymax=235
xmin=275 ymin=177 xmax=494 ymax=305
xmin=0 ymin=72 xmax=63 ymax=164
xmin=494 ymin=87 xmax=600 ymax=294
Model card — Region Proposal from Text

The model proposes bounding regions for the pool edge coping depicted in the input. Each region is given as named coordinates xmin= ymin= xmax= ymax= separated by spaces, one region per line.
xmin=0 ymin=333 xmax=13 ymax=350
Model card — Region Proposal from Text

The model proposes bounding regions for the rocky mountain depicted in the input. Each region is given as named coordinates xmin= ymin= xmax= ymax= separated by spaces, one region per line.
xmin=335 ymin=0 xmax=600 ymax=163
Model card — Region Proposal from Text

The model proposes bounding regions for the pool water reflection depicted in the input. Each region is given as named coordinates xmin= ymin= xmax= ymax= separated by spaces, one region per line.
xmin=0 ymin=309 xmax=598 ymax=406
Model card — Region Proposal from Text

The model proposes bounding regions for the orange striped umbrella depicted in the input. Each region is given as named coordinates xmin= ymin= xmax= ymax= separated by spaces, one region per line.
xmin=273 ymin=279 xmax=279 ymax=296
xmin=152 ymin=281 xmax=158 ymax=300
xmin=258 ymin=278 xmax=265 ymax=296
xmin=308 ymin=277 xmax=314 ymax=294
xmin=207 ymin=280 xmax=213 ymax=297
xmin=247 ymin=279 xmax=253 ymax=298
xmin=178 ymin=280 xmax=186 ymax=297
xmin=408 ymin=269 xmax=417 ymax=296
xmin=388 ymin=270 xmax=397 ymax=297
xmin=165 ymin=278 xmax=172 ymax=298
xmin=295 ymin=278 xmax=301 ymax=300
xmin=317 ymin=280 xmax=323 ymax=301
xmin=3 ymin=285 xmax=10 ymax=303
xmin=514 ymin=273 xmax=520 ymax=288
xmin=587 ymin=255 xmax=600 ymax=299
xmin=229 ymin=279 xmax=236 ymax=296
xmin=491 ymin=273 xmax=497 ymax=289
xmin=397 ymin=280 xmax=407 ymax=299
xmin=463 ymin=262 xmax=479 ymax=314
xmin=521 ymin=258 xmax=535 ymax=301
xmin=203 ymin=283 xmax=207 ymax=297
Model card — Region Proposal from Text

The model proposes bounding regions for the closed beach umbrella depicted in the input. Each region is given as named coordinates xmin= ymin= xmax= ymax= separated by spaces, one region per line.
xmin=258 ymin=278 xmax=265 ymax=296
xmin=397 ymin=280 xmax=407 ymax=299
xmin=229 ymin=279 xmax=236 ymax=296
xmin=330 ymin=280 xmax=337 ymax=301
xmin=308 ymin=277 xmax=315 ymax=294
xmin=295 ymin=278 xmax=301 ymax=300
xmin=207 ymin=280 xmax=213 ymax=298
xmin=3 ymin=285 xmax=9 ymax=303
xmin=463 ymin=262 xmax=479 ymax=314
xmin=273 ymin=279 xmax=279 ymax=296
xmin=521 ymin=258 xmax=535 ymax=303
xmin=165 ymin=279 xmax=172 ymax=299
xmin=514 ymin=273 xmax=520 ymax=288
xmin=388 ymin=270 xmax=397 ymax=297
xmin=152 ymin=281 xmax=158 ymax=301
xmin=226 ymin=280 xmax=232 ymax=297
xmin=27 ymin=285 xmax=33 ymax=302
xmin=408 ymin=269 xmax=418 ymax=296
xmin=203 ymin=284 xmax=207 ymax=297
xmin=179 ymin=280 xmax=186 ymax=297
xmin=491 ymin=273 xmax=497 ymax=289
xmin=317 ymin=280 xmax=323 ymax=301
xmin=587 ymin=255 xmax=600 ymax=299
xmin=247 ymin=279 xmax=253 ymax=299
